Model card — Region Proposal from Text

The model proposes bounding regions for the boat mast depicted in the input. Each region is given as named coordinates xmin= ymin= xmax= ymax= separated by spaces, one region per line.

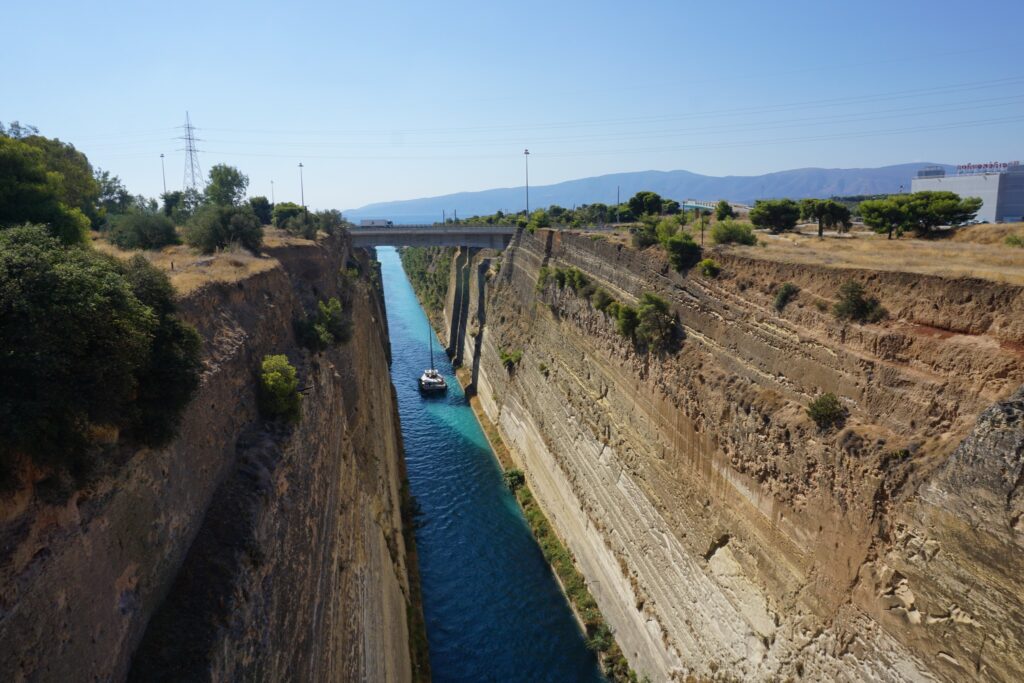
xmin=429 ymin=324 xmax=434 ymax=370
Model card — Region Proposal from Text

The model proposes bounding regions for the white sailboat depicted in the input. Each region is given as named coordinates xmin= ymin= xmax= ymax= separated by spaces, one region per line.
xmin=419 ymin=324 xmax=447 ymax=393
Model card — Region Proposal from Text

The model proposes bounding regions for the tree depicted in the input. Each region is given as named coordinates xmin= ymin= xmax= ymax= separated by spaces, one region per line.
xmin=95 ymin=169 xmax=133 ymax=218
xmin=663 ymin=199 xmax=681 ymax=215
xmin=715 ymin=200 xmax=735 ymax=221
xmin=803 ymin=199 xmax=852 ymax=238
xmin=0 ymin=226 xmax=200 ymax=473
xmin=272 ymin=201 xmax=304 ymax=227
xmin=628 ymin=191 xmax=663 ymax=217
xmin=249 ymin=195 xmax=272 ymax=224
xmin=205 ymin=164 xmax=249 ymax=206
xmin=860 ymin=191 xmax=982 ymax=240
xmin=186 ymin=205 xmax=263 ymax=253
xmin=109 ymin=213 xmax=179 ymax=250
xmin=749 ymin=199 xmax=800 ymax=233
xmin=257 ymin=355 xmax=301 ymax=422
xmin=0 ymin=136 xmax=90 ymax=244
xmin=859 ymin=197 xmax=907 ymax=240
xmin=20 ymin=134 xmax=102 ymax=227
xmin=635 ymin=293 xmax=675 ymax=352
xmin=664 ymin=233 xmax=701 ymax=271
xmin=315 ymin=208 xmax=344 ymax=235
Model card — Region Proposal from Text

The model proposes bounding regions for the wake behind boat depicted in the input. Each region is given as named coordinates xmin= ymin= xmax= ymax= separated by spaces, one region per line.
xmin=418 ymin=322 xmax=448 ymax=393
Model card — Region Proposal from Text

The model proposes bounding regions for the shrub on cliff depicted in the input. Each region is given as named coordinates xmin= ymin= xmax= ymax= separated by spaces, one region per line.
xmin=710 ymin=220 xmax=757 ymax=246
xmin=833 ymin=280 xmax=886 ymax=323
xmin=636 ymin=293 xmax=675 ymax=352
xmin=503 ymin=468 xmax=525 ymax=491
xmin=109 ymin=212 xmax=179 ymax=250
xmin=664 ymin=233 xmax=701 ymax=272
xmin=614 ymin=304 xmax=639 ymax=338
xmin=591 ymin=288 xmax=614 ymax=312
xmin=499 ymin=348 xmax=523 ymax=372
xmin=0 ymin=226 xmax=201 ymax=479
xmin=258 ymin=354 xmax=301 ymax=422
xmin=185 ymin=204 xmax=263 ymax=254
xmin=807 ymin=393 xmax=846 ymax=429
xmin=295 ymin=297 xmax=350 ymax=351
xmin=774 ymin=282 xmax=799 ymax=311
xmin=698 ymin=258 xmax=720 ymax=277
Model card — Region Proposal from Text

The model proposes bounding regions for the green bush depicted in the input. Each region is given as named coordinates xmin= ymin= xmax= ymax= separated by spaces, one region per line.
xmin=807 ymin=393 xmax=846 ymax=429
xmin=503 ymin=468 xmax=525 ymax=491
xmin=1006 ymin=234 xmax=1024 ymax=248
xmin=109 ymin=212 xmax=178 ymax=250
xmin=258 ymin=354 xmax=301 ymax=422
xmin=615 ymin=304 xmax=639 ymax=338
xmin=698 ymin=258 xmax=720 ymax=277
xmin=833 ymin=280 xmax=886 ymax=323
xmin=272 ymin=201 xmax=303 ymax=227
xmin=664 ymin=233 xmax=702 ymax=272
xmin=710 ymin=220 xmax=757 ymax=245
xmin=774 ymin=282 xmax=799 ymax=311
xmin=0 ymin=226 xmax=201 ymax=478
xmin=591 ymin=288 xmax=614 ymax=312
xmin=499 ymin=348 xmax=523 ymax=372
xmin=185 ymin=204 xmax=263 ymax=254
xmin=635 ymin=293 xmax=675 ymax=352
xmin=295 ymin=297 xmax=350 ymax=351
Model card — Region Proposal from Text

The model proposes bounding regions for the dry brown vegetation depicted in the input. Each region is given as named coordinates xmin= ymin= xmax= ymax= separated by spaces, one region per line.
xmin=92 ymin=227 xmax=314 ymax=294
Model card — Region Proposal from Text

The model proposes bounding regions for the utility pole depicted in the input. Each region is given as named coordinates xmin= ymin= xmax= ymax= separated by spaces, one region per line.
xmin=270 ymin=179 xmax=275 ymax=204
xmin=524 ymin=148 xmax=530 ymax=214
xmin=160 ymin=153 xmax=167 ymax=195
xmin=616 ymin=185 xmax=620 ymax=223
xmin=298 ymin=163 xmax=306 ymax=216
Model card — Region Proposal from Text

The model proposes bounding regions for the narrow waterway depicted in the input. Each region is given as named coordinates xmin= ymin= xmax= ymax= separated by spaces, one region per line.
xmin=378 ymin=247 xmax=603 ymax=682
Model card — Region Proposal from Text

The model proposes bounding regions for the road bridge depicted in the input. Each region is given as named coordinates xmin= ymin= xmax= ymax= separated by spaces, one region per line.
xmin=349 ymin=224 xmax=517 ymax=248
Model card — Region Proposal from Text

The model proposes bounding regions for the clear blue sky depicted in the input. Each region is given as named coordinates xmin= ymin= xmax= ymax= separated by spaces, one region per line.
xmin=4 ymin=0 xmax=1023 ymax=210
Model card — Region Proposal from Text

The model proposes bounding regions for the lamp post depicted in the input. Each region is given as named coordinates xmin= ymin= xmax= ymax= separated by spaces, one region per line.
xmin=524 ymin=148 xmax=530 ymax=215
xmin=298 ymin=163 xmax=306 ymax=216
xmin=160 ymin=153 xmax=166 ymax=195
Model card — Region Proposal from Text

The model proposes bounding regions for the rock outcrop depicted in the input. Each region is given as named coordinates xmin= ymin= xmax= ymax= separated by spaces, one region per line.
xmin=430 ymin=230 xmax=1024 ymax=681
xmin=0 ymin=235 xmax=425 ymax=682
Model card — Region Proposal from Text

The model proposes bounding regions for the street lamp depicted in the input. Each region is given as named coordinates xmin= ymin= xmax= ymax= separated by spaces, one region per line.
xmin=524 ymin=149 xmax=530 ymax=215
xmin=160 ymin=153 xmax=166 ymax=195
xmin=298 ymin=163 xmax=306 ymax=215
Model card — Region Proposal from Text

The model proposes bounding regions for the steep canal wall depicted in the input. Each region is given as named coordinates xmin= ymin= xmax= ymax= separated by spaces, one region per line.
xmin=412 ymin=229 xmax=1024 ymax=682
xmin=0 ymin=235 xmax=425 ymax=682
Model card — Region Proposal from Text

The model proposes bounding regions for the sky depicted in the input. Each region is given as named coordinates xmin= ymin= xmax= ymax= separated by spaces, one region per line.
xmin=3 ymin=0 xmax=1023 ymax=210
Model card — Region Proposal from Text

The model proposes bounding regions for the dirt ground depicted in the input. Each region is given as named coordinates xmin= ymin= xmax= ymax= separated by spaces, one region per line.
xmin=576 ymin=222 xmax=1024 ymax=285
xmin=92 ymin=228 xmax=311 ymax=294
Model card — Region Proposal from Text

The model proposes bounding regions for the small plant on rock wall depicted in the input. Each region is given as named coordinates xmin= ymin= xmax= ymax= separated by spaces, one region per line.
xmin=698 ymin=258 xmax=721 ymax=277
xmin=833 ymin=280 xmax=886 ymax=323
xmin=503 ymin=468 xmax=525 ymax=491
xmin=258 ymin=354 xmax=302 ymax=422
xmin=807 ymin=392 xmax=845 ymax=430
xmin=591 ymin=288 xmax=614 ymax=312
xmin=295 ymin=297 xmax=351 ymax=351
xmin=499 ymin=347 xmax=523 ymax=373
xmin=774 ymin=282 xmax=800 ymax=311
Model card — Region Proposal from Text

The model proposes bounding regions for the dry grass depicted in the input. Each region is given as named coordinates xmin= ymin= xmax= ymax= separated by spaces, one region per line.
xmin=91 ymin=227 xmax=311 ymax=295
xmin=725 ymin=224 xmax=1024 ymax=285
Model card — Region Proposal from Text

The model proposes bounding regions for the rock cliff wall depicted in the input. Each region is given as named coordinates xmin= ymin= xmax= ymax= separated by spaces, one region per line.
xmin=432 ymin=229 xmax=1024 ymax=682
xmin=0 ymin=235 xmax=424 ymax=682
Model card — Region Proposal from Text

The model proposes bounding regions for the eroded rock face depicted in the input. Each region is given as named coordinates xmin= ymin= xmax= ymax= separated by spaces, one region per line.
xmin=0 ymin=237 xmax=421 ymax=682
xmin=438 ymin=230 xmax=1024 ymax=681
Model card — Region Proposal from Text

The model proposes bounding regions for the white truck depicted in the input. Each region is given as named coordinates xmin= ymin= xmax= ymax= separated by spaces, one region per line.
xmin=359 ymin=219 xmax=394 ymax=228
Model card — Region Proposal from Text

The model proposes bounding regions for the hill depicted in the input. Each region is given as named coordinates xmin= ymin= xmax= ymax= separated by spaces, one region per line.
xmin=346 ymin=163 xmax=952 ymax=223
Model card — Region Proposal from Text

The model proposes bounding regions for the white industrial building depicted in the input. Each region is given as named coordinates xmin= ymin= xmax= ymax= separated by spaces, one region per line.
xmin=910 ymin=162 xmax=1024 ymax=223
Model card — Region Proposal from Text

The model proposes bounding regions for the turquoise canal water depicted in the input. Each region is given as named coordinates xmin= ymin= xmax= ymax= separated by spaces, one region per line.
xmin=378 ymin=247 xmax=604 ymax=682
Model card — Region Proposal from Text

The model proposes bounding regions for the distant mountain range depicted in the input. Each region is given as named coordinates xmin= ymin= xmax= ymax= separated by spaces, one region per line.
xmin=345 ymin=163 xmax=953 ymax=223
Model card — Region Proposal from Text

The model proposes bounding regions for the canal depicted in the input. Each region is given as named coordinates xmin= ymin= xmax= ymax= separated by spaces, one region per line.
xmin=378 ymin=247 xmax=603 ymax=682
